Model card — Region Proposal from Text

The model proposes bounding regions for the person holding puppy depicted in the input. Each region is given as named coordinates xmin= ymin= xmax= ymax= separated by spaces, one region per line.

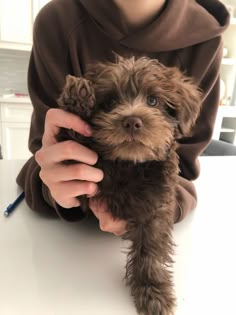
xmin=17 ymin=0 xmax=229 ymax=235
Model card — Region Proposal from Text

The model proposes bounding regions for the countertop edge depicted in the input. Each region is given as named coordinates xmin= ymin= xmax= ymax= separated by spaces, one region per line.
xmin=0 ymin=97 xmax=31 ymax=104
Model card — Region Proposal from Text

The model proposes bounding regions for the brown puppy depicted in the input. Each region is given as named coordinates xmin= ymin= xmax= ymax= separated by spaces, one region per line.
xmin=57 ymin=56 xmax=201 ymax=315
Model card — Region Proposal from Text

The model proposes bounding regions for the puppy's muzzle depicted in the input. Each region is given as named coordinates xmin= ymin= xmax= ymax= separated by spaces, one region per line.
xmin=122 ymin=116 xmax=143 ymax=135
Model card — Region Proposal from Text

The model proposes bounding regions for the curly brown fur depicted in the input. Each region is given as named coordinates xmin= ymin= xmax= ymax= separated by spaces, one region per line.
xmin=57 ymin=56 xmax=202 ymax=315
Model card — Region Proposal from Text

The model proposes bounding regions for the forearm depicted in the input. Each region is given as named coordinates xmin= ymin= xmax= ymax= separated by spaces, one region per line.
xmin=16 ymin=156 xmax=56 ymax=216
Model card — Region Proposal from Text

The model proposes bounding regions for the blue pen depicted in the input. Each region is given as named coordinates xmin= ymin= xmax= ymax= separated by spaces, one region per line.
xmin=4 ymin=192 xmax=25 ymax=217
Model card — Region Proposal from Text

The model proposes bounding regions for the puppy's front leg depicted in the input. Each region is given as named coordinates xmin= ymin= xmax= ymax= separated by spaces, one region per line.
xmin=56 ymin=74 xmax=96 ymax=145
xmin=124 ymin=219 xmax=176 ymax=315
xmin=58 ymin=75 xmax=96 ymax=120
xmin=56 ymin=75 xmax=96 ymax=212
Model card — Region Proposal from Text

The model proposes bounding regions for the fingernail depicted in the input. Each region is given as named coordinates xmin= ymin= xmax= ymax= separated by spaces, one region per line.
xmin=85 ymin=125 xmax=93 ymax=136
xmin=87 ymin=191 xmax=97 ymax=198
xmin=87 ymin=186 xmax=98 ymax=198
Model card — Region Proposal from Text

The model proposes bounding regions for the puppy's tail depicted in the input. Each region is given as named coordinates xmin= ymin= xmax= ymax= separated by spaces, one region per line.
xmin=123 ymin=219 xmax=176 ymax=315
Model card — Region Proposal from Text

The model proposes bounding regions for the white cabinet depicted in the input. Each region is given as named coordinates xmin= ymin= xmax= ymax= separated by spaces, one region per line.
xmin=213 ymin=106 xmax=236 ymax=145
xmin=2 ymin=121 xmax=32 ymax=159
xmin=0 ymin=0 xmax=50 ymax=51
xmin=0 ymin=101 xmax=33 ymax=159
xmin=215 ymin=1 xmax=236 ymax=145
xmin=0 ymin=0 xmax=33 ymax=50
xmin=33 ymin=0 xmax=50 ymax=19
xmin=220 ymin=18 xmax=236 ymax=107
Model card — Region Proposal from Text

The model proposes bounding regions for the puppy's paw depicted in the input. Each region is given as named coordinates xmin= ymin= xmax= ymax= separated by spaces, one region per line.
xmin=134 ymin=284 xmax=175 ymax=315
xmin=58 ymin=75 xmax=95 ymax=119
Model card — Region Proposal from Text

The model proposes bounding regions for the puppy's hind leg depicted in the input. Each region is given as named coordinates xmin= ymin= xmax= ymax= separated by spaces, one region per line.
xmin=57 ymin=75 xmax=96 ymax=120
xmin=124 ymin=219 xmax=176 ymax=315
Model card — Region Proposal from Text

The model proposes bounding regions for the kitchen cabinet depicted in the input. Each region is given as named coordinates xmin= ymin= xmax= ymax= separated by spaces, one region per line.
xmin=220 ymin=17 xmax=236 ymax=107
xmin=0 ymin=0 xmax=33 ymax=50
xmin=0 ymin=99 xmax=33 ymax=159
xmin=0 ymin=0 xmax=50 ymax=51
xmin=33 ymin=0 xmax=51 ymax=19
xmin=213 ymin=106 xmax=236 ymax=145
xmin=215 ymin=1 xmax=236 ymax=145
xmin=1 ymin=121 xmax=32 ymax=159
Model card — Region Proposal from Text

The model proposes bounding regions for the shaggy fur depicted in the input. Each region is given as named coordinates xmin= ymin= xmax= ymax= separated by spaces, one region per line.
xmin=57 ymin=56 xmax=202 ymax=315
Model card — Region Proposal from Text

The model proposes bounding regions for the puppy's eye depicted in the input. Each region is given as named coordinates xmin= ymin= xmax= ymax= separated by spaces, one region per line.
xmin=102 ymin=98 xmax=117 ymax=112
xmin=109 ymin=99 xmax=117 ymax=106
xmin=147 ymin=96 xmax=158 ymax=106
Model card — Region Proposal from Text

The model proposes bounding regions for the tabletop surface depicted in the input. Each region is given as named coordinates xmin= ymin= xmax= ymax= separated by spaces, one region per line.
xmin=0 ymin=157 xmax=236 ymax=315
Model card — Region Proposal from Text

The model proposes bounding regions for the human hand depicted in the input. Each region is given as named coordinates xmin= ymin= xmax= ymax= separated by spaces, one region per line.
xmin=89 ymin=199 xmax=127 ymax=236
xmin=35 ymin=108 xmax=104 ymax=208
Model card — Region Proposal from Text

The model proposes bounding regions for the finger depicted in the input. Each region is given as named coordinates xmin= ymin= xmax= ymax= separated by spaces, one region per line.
xmin=92 ymin=208 xmax=127 ymax=234
xmin=36 ymin=140 xmax=98 ymax=166
xmin=89 ymin=199 xmax=108 ymax=217
xmin=55 ymin=197 xmax=81 ymax=209
xmin=49 ymin=181 xmax=98 ymax=206
xmin=43 ymin=108 xmax=92 ymax=147
xmin=40 ymin=163 xmax=104 ymax=183
xmin=89 ymin=199 xmax=127 ymax=235
xmin=113 ymin=228 xmax=127 ymax=236
xmin=99 ymin=217 xmax=127 ymax=234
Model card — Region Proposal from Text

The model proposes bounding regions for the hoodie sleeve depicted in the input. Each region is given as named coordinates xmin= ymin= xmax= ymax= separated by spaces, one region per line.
xmin=174 ymin=36 xmax=223 ymax=223
xmin=16 ymin=3 xmax=85 ymax=221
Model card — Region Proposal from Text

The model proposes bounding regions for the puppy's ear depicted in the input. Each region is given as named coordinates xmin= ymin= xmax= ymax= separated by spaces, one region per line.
xmin=84 ymin=62 xmax=108 ymax=83
xmin=165 ymin=68 xmax=202 ymax=138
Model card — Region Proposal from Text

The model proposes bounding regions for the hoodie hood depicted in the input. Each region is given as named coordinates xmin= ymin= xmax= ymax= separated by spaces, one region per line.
xmin=80 ymin=0 xmax=230 ymax=52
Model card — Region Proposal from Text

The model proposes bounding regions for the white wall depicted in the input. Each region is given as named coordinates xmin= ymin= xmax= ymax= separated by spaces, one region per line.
xmin=0 ymin=49 xmax=30 ymax=95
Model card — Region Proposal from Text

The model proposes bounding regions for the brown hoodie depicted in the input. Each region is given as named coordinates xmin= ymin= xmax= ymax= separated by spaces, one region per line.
xmin=16 ymin=0 xmax=229 ymax=222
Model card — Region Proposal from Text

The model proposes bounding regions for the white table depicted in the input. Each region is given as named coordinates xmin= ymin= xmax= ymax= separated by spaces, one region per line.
xmin=0 ymin=157 xmax=236 ymax=315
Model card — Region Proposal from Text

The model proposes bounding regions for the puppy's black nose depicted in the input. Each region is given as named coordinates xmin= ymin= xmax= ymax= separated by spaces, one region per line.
xmin=122 ymin=116 xmax=143 ymax=132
